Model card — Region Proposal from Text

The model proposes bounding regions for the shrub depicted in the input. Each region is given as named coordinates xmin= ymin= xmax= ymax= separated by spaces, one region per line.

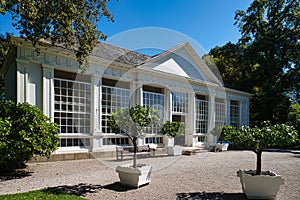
xmin=0 ymin=100 xmax=59 ymax=174
xmin=288 ymin=104 xmax=300 ymax=139
xmin=160 ymin=121 xmax=186 ymax=137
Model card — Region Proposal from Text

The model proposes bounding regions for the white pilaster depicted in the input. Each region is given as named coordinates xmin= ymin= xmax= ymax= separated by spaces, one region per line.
xmin=16 ymin=60 xmax=28 ymax=103
xmin=240 ymin=101 xmax=244 ymax=126
xmin=226 ymin=98 xmax=231 ymax=125
xmin=130 ymin=81 xmax=143 ymax=106
xmin=187 ymin=92 xmax=195 ymax=146
xmin=92 ymin=75 xmax=101 ymax=133
xmin=188 ymin=92 xmax=195 ymax=134
xmin=42 ymin=65 xmax=54 ymax=119
xmin=208 ymin=94 xmax=216 ymax=132
xmin=92 ymin=75 xmax=102 ymax=151
xmin=224 ymin=98 xmax=229 ymax=126
xmin=245 ymin=100 xmax=250 ymax=125
xmin=165 ymin=89 xmax=172 ymax=121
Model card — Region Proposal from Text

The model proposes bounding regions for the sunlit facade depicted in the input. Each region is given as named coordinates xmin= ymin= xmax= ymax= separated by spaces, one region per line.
xmin=2 ymin=37 xmax=250 ymax=154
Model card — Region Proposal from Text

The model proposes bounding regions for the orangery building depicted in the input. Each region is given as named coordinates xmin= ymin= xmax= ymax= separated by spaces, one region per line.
xmin=2 ymin=37 xmax=250 ymax=155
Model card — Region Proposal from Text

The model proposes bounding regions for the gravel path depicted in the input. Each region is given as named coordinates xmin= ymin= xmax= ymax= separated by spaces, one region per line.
xmin=0 ymin=150 xmax=299 ymax=200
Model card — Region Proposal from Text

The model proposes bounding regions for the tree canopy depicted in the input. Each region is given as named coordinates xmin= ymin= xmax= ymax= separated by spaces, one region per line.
xmin=222 ymin=122 xmax=298 ymax=175
xmin=0 ymin=0 xmax=114 ymax=67
xmin=207 ymin=0 xmax=300 ymax=125
xmin=108 ymin=105 xmax=160 ymax=168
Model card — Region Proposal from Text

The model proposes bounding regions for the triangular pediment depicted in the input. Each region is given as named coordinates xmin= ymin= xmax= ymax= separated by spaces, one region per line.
xmin=152 ymin=58 xmax=190 ymax=78
xmin=139 ymin=42 xmax=222 ymax=86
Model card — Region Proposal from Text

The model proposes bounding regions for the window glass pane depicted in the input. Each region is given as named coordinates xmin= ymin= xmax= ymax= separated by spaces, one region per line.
xmin=145 ymin=136 xmax=163 ymax=144
xmin=195 ymin=95 xmax=209 ymax=134
xmin=101 ymin=82 xmax=130 ymax=134
xmin=172 ymin=91 xmax=188 ymax=113
xmin=143 ymin=90 xmax=165 ymax=134
xmin=54 ymin=71 xmax=91 ymax=147
xmin=215 ymin=98 xmax=226 ymax=128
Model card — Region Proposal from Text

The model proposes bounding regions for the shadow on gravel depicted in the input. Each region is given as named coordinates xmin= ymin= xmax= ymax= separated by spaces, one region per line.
xmin=43 ymin=183 xmax=102 ymax=196
xmin=264 ymin=149 xmax=300 ymax=158
xmin=102 ymin=182 xmax=138 ymax=192
xmin=264 ymin=149 xmax=300 ymax=154
xmin=42 ymin=182 xmax=139 ymax=196
xmin=102 ymin=154 xmax=171 ymax=162
xmin=176 ymin=192 xmax=247 ymax=200
xmin=0 ymin=170 xmax=33 ymax=181
xmin=292 ymin=155 xmax=300 ymax=158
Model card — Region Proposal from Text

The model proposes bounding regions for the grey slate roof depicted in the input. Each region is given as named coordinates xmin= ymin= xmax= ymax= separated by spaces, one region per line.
xmin=91 ymin=42 xmax=151 ymax=66
xmin=35 ymin=38 xmax=151 ymax=66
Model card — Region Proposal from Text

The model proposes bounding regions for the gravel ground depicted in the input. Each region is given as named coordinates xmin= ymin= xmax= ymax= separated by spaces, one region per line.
xmin=0 ymin=150 xmax=299 ymax=200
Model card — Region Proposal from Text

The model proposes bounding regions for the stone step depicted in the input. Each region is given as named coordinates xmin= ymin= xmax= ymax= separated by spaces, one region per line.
xmin=182 ymin=147 xmax=209 ymax=155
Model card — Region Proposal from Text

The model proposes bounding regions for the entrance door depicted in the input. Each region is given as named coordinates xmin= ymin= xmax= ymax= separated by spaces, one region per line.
xmin=172 ymin=115 xmax=186 ymax=145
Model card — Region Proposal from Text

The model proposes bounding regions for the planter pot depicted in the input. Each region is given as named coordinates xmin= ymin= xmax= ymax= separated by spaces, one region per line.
xmin=166 ymin=145 xmax=183 ymax=156
xmin=237 ymin=169 xmax=284 ymax=199
xmin=215 ymin=143 xmax=229 ymax=151
xmin=116 ymin=165 xmax=152 ymax=188
xmin=163 ymin=136 xmax=174 ymax=147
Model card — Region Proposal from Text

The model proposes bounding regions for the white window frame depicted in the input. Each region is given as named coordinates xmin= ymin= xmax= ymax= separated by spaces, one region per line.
xmin=101 ymin=85 xmax=130 ymax=134
xmin=172 ymin=91 xmax=188 ymax=114
xmin=230 ymin=100 xmax=240 ymax=129
xmin=195 ymin=95 xmax=209 ymax=134
xmin=54 ymin=74 xmax=91 ymax=148
xmin=215 ymin=98 xmax=226 ymax=128
xmin=143 ymin=90 xmax=165 ymax=134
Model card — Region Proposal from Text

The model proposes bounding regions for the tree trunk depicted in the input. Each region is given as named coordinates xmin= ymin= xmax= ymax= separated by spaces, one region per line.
xmin=133 ymin=136 xmax=137 ymax=168
xmin=256 ymin=149 xmax=263 ymax=175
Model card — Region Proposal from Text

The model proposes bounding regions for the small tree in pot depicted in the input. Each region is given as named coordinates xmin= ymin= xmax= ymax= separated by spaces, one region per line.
xmin=160 ymin=121 xmax=186 ymax=155
xmin=109 ymin=105 xmax=160 ymax=168
xmin=108 ymin=105 xmax=160 ymax=188
xmin=222 ymin=121 xmax=298 ymax=199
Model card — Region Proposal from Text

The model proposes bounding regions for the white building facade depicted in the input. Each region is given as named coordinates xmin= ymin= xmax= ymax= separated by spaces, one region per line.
xmin=2 ymin=38 xmax=250 ymax=154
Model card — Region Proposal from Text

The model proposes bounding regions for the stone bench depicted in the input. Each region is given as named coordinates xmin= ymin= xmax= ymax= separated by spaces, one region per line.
xmin=116 ymin=145 xmax=155 ymax=160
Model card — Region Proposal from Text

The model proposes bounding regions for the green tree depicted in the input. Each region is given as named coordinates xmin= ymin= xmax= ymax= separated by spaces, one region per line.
xmin=0 ymin=100 xmax=59 ymax=174
xmin=204 ymin=42 xmax=253 ymax=92
xmin=223 ymin=122 xmax=298 ymax=175
xmin=0 ymin=0 xmax=114 ymax=68
xmin=108 ymin=105 xmax=160 ymax=168
xmin=288 ymin=104 xmax=300 ymax=138
xmin=207 ymin=0 xmax=300 ymax=125
xmin=0 ymin=34 xmax=10 ymax=96
xmin=235 ymin=0 xmax=300 ymax=124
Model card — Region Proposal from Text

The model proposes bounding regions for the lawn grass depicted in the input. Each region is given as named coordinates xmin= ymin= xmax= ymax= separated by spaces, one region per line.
xmin=0 ymin=188 xmax=84 ymax=200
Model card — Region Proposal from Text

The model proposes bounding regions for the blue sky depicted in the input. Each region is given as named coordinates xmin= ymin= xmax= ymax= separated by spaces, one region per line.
xmin=0 ymin=0 xmax=252 ymax=55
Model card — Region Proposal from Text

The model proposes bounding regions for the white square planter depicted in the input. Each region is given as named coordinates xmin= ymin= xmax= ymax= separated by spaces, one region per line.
xmin=163 ymin=136 xmax=174 ymax=147
xmin=116 ymin=165 xmax=152 ymax=188
xmin=237 ymin=169 xmax=284 ymax=199
xmin=166 ymin=145 xmax=183 ymax=156
xmin=215 ymin=143 xmax=229 ymax=151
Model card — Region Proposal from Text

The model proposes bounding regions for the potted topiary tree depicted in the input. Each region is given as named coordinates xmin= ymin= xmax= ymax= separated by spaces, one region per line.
xmin=160 ymin=121 xmax=186 ymax=156
xmin=109 ymin=105 xmax=160 ymax=188
xmin=222 ymin=121 xmax=298 ymax=199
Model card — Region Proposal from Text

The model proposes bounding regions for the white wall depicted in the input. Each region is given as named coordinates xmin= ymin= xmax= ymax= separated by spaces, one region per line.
xmin=27 ymin=63 xmax=42 ymax=109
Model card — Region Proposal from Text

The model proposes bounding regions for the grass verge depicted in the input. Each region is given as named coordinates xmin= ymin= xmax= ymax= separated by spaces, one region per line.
xmin=0 ymin=188 xmax=84 ymax=200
